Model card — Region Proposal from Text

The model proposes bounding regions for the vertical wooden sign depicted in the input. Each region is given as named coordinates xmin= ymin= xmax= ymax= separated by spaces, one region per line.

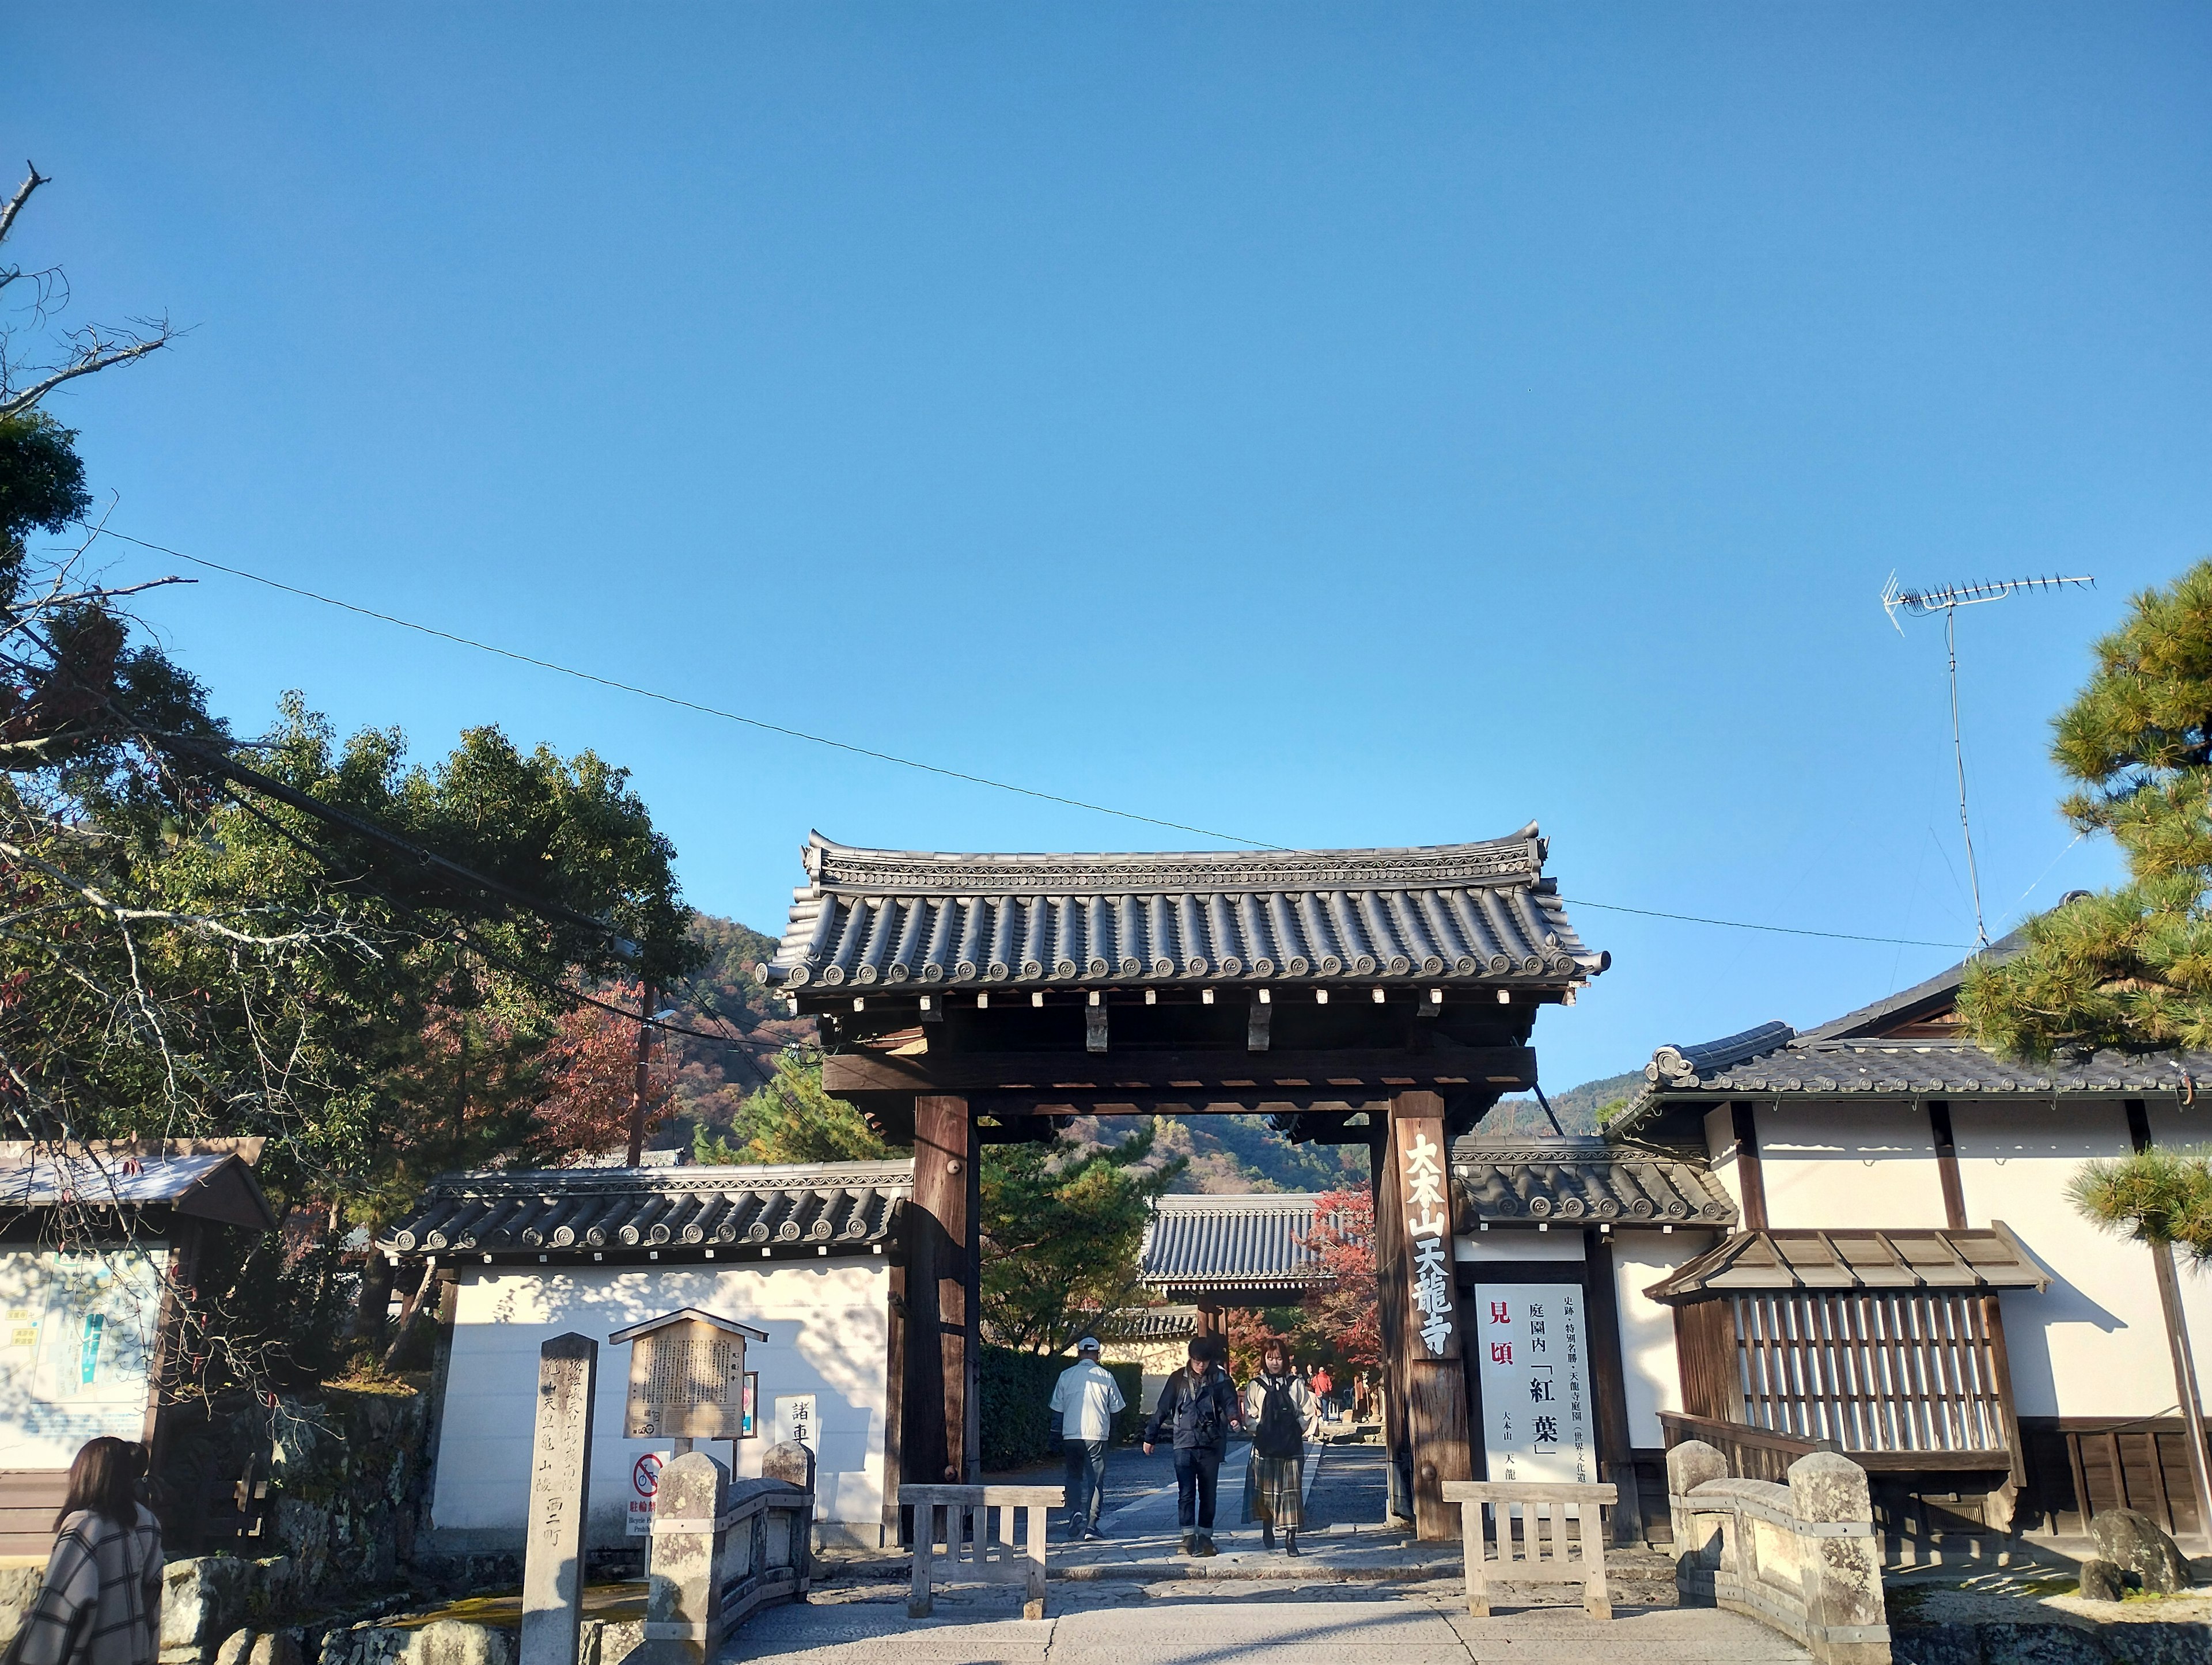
xmin=521 ymin=1332 xmax=598 ymax=1665
xmin=1393 ymin=1092 xmax=1474 ymax=1541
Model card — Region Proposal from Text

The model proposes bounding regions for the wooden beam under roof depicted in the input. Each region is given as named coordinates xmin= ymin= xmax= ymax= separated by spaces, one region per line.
xmin=821 ymin=1044 xmax=1535 ymax=1097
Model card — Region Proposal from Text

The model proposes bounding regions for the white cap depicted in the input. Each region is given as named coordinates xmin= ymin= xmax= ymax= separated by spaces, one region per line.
xmin=1076 ymin=1336 xmax=1101 ymax=1353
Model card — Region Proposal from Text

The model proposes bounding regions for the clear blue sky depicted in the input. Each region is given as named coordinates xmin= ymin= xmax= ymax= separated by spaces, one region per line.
xmin=12 ymin=5 xmax=2211 ymax=1090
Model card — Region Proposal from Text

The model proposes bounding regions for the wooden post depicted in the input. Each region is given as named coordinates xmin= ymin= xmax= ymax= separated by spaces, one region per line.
xmin=1729 ymin=1102 xmax=1767 ymax=1232
xmin=1392 ymin=1090 xmax=1475 ymax=1541
xmin=912 ymin=1095 xmax=979 ymax=1484
xmin=881 ymin=1256 xmax=908 ymax=1542
xmin=2128 ymin=1099 xmax=2212 ymax=1550
xmin=1372 ymin=1117 xmax=1412 ymax=1523
xmin=1929 ymin=1101 xmax=1967 ymax=1230
xmin=1582 ymin=1228 xmax=1643 ymax=1545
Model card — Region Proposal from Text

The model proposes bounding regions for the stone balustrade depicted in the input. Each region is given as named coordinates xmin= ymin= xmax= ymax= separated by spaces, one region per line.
xmin=1668 ymin=1439 xmax=1890 ymax=1665
xmin=637 ymin=1447 xmax=814 ymax=1665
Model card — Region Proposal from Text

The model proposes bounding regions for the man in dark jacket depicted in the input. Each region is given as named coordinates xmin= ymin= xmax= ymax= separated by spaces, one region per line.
xmin=1142 ymin=1336 xmax=1245 ymax=1555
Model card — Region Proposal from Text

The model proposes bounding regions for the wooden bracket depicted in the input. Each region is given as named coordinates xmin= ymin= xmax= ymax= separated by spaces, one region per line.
xmin=1247 ymin=997 xmax=1272 ymax=1052
xmin=1085 ymin=997 xmax=1108 ymax=1054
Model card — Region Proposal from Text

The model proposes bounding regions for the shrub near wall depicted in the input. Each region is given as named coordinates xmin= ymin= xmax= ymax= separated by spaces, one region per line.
xmin=979 ymin=1351 xmax=1149 ymax=1472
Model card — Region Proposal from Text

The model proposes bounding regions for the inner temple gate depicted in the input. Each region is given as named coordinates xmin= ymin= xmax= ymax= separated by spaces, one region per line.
xmin=760 ymin=826 xmax=1606 ymax=1540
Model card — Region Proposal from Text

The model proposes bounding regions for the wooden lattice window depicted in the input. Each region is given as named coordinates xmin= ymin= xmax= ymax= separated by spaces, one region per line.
xmin=1729 ymin=1291 xmax=2008 ymax=1455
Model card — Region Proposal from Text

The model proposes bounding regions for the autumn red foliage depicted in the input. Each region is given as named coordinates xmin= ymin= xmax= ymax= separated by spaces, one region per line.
xmin=525 ymin=987 xmax=677 ymax=1165
xmin=1298 ymin=1184 xmax=1381 ymax=1372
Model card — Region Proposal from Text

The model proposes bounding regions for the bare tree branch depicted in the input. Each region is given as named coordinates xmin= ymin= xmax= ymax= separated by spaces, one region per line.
xmin=0 ymin=327 xmax=172 ymax=418
xmin=0 ymin=161 xmax=50 ymax=280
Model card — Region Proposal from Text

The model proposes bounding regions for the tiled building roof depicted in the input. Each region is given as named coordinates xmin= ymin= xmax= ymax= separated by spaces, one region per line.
xmin=1138 ymin=1194 xmax=1332 ymax=1294
xmin=1616 ymin=928 xmax=2212 ymax=1134
xmin=382 ymin=1159 xmax=911 ymax=1261
xmin=763 ymin=830 xmax=1606 ymax=993
xmin=1644 ymin=1224 xmax=2049 ymax=1303
xmin=0 ymin=1140 xmax=276 ymax=1231
xmin=1450 ymin=1136 xmax=1736 ymax=1226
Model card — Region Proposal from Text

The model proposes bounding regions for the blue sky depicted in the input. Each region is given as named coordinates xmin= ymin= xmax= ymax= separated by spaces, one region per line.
xmin=11 ymin=5 xmax=2211 ymax=1090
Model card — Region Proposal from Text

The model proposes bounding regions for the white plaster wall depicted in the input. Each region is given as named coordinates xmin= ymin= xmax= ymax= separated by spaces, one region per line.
xmin=1951 ymin=1102 xmax=2172 ymax=1419
xmin=1755 ymin=1101 xmax=1949 ymax=1230
xmin=1611 ymin=1229 xmax=1710 ymax=1447
xmin=429 ymin=1259 xmax=890 ymax=1551
xmin=1704 ymin=1105 xmax=1745 ymax=1216
xmin=1453 ymin=1229 xmax=1584 ymax=1262
xmin=2147 ymin=1102 xmax=2212 ymax=1391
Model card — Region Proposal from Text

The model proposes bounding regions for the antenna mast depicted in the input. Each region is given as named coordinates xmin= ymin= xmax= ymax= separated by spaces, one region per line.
xmin=1880 ymin=572 xmax=2094 ymax=950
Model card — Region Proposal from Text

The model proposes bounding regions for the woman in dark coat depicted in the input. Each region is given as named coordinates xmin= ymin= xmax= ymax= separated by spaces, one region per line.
xmin=9 ymin=1438 xmax=163 ymax=1665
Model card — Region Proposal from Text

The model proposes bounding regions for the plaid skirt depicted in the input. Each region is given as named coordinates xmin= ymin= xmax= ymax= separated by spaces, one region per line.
xmin=1241 ymin=1451 xmax=1305 ymax=1528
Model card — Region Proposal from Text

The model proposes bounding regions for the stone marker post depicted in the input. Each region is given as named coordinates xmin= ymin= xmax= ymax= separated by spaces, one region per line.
xmin=521 ymin=1333 xmax=599 ymax=1665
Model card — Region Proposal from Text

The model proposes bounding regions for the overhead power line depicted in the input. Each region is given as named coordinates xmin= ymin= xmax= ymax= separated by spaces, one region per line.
xmin=99 ymin=527 xmax=1978 ymax=954
xmin=97 ymin=529 xmax=1271 ymax=850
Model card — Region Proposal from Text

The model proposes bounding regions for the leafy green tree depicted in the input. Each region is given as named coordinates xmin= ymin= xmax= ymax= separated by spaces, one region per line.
xmin=1961 ymin=560 xmax=2212 ymax=1256
xmin=694 ymin=1052 xmax=892 ymax=1165
xmin=978 ymin=1122 xmax=1183 ymax=1355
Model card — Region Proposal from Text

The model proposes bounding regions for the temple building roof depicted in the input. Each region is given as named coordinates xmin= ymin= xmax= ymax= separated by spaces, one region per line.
xmin=763 ymin=829 xmax=1605 ymax=996
xmin=382 ymin=1159 xmax=911 ymax=1263
xmin=1137 ymin=1193 xmax=1334 ymax=1295
xmin=1612 ymin=927 xmax=2212 ymax=1137
xmin=1449 ymin=1135 xmax=1736 ymax=1227
xmin=1643 ymin=1223 xmax=2050 ymax=1304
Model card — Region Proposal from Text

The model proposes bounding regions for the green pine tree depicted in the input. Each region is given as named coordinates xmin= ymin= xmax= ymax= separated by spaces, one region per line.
xmin=1960 ymin=559 xmax=2212 ymax=1255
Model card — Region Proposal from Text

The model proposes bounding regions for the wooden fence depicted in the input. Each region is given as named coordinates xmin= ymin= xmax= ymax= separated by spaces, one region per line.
xmin=1439 ymin=1481 xmax=1616 ymax=1620
xmin=900 ymin=1484 xmax=1063 ymax=1620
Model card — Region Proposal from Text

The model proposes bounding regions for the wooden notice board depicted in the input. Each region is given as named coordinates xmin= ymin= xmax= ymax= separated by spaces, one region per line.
xmin=620 ymin=1314 xmax=758 ymax=1440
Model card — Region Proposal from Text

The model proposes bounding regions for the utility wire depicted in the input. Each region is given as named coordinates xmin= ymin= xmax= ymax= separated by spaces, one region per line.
xmin=95 ymin=529 xmax=1272 ymax=850
xmin=1560 ymin=897 xmax=1969 ymax=950
xmin=100 ymin=528 xmax=1979 ymax=954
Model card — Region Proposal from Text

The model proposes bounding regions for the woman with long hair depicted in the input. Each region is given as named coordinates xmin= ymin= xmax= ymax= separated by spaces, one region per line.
xmin=6 ymin=1438 xmax=163 ymax=1665
xmin=1240 ymin=1338 xmax=1321 ymax=1554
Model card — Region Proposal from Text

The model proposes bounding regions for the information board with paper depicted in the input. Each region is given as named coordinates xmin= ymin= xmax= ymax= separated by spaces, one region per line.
xmin=0 ymin=1247 xmax=168 ymax=1468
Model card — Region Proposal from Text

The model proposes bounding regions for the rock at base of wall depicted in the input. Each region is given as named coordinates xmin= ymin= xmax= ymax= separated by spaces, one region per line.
xmin=578 ymin=1617 xmax=639 ymax=1665
xmin=2088 ymin=1508 xmax=2192 ymax=1596
xmin=2075 ymin=1561 xmax=2125 ymax=1603
xmin=320 ymin=1621 xmax=511 ymax=1665
xmin=1895 ymin=1620 xmax=2212 ymax=1665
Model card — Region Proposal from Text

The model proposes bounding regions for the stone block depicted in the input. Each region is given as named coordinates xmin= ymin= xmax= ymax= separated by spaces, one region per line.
xmin=2089 ymin=1507 xmax=2192 ymax=1595
xmin=214 ymin=1630 xmax=255 ymax=1665
xmin=0 ymin=1562 xmax=48 ymax=1645
xmin=759 ymin=1442 xmax=813 ymax=1493
xmin=1965 ymin=1622 xmax=2108 ymax=1664
xmin=2075 ymin=1558 xmax=2124 ymax=1603
xmin=409 ymin=1622 xmax=512 ymax=1665
xmin=164 ymin=1556 xmax=251 ymax=1662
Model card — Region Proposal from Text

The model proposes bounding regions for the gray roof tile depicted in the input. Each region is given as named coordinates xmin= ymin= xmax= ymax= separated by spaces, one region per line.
xmin=382 ymin=1159 xmax=911 ymax=1259
xmin=1450 ymin=1136 xmax=1736 ymax=1226
xmin=764 ymin=830 xmax=1604 ymax=992
xmin=1138 ymin=1194 xmax=1334 ymax=1292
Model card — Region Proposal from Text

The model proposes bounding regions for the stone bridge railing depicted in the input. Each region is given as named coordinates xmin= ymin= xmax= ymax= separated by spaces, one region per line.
xmin=640 ymin=1446 xmax=815 ymax=1665
xmin=1667 ymin=1440 xmax=1890 ymax=1665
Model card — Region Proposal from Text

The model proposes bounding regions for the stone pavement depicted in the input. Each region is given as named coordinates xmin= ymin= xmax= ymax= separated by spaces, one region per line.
xmin=772 ymin=1444 xmax=1808 ymax=1662
xmin=724 ymin=1580 xmax=1809 ymax=1663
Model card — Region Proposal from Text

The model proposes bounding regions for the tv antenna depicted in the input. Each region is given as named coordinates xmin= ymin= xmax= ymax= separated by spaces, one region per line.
xmin=1881 ymin=572 xmax=2094 ymax=949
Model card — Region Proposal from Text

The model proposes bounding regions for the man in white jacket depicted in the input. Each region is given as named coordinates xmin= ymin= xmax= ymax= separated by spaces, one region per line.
xmin=1048 ymin=1337 xmax=1127 ymax=1541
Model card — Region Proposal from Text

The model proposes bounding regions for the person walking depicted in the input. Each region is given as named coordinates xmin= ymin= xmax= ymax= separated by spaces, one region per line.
xmin=1142 ymin=1335 xmax=1243 ymax=1556
xmin=1309 ymin=1363 xmax=1335 ymax=1421
xmin=1241 ymin=1340 xmax=1322 ymax=1554
xmin=1048 ymin=1336 xmax=1126 ymax=1541
xmin=8 ymin=1438 xmax=162 ymax=1665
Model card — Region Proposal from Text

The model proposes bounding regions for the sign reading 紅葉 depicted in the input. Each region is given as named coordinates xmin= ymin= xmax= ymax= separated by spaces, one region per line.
xmin=1401 ymin=1131 xmax=1455 ymax=1357
xmin=1475 ymin=1283 xmax=1593 ymax=1486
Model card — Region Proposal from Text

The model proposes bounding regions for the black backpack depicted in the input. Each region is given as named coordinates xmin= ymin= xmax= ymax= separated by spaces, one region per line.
xmin=1255 ymin=1378 xmax=1303 ymax=1459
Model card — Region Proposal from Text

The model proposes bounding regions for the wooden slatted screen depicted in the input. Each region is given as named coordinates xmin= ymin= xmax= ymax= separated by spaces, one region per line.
xmin=1729 ymin=1292 xmax=2006 ymax=1454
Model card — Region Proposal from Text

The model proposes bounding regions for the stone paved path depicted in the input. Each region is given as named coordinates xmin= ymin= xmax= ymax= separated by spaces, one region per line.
xmin=722 ymin=1581 xmax=1810 ymax=1664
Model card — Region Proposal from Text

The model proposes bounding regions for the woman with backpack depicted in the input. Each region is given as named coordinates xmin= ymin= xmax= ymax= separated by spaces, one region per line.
xmin=1241 ymin=1339 xmax=1321 ymax=1554
xmin=7 ymin=1438 xmax=163 ymax=1665
xmin=1142 ymin=1335 xmax=1244 ymax=1556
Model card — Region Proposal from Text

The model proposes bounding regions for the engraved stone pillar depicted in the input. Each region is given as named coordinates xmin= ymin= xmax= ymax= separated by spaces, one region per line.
xmin=521 ymin=1333 xmax=599 ymax=1665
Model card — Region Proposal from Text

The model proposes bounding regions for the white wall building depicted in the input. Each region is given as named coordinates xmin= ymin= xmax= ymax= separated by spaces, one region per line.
xmin=387 ymin=1158 xmax=911 ymax=1553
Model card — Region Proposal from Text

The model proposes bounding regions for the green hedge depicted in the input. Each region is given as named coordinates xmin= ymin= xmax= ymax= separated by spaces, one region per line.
xmin=979 ymin=1347 xmax=1148 ymax=1473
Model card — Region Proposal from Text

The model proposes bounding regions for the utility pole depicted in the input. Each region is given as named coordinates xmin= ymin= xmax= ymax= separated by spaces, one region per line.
xmin=626 ymin=983 xmax=658 ymax=1168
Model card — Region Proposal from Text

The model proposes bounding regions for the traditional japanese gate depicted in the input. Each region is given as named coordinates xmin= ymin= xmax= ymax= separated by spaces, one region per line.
xmin=760 ymin=829 xmax=1605 ymax=1540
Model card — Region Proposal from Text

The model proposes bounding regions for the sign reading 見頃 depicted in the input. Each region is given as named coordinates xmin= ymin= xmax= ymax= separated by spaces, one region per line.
xmin=1400 ymin=1131 xmax=1456 ymax=1357
xmin=1475 ymin=1283 xmax=1593 ymax=1485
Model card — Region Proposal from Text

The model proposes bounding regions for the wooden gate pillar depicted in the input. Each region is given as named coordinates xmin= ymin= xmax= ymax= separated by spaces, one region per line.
xmin=908 ymin=1095 xmax=981 ymax=1485
xmin=1372 ymin=1116 xmax=1412 ymax=1523
xmin=1391 ymin=1090 xmax=1475 ymax=1540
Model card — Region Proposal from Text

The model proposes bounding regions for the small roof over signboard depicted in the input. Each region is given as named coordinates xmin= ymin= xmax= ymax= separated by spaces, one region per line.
xmin=1643 ymin=1223 xmax=2050 ymax=1304
xmin=608 ymin=1308 xmax=769 ymax=1345
xmin=0 ymin=1140 xmax=275 ymax=1231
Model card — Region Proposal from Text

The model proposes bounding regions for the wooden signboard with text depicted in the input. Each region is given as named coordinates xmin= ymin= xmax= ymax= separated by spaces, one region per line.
xmin=610 ymin=1309 xmax=768 ymax=1441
